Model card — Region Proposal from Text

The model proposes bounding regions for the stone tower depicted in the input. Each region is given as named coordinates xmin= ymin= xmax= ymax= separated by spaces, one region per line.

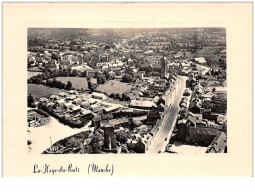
xmin=161 ymin=54 xmax=168 ymax=77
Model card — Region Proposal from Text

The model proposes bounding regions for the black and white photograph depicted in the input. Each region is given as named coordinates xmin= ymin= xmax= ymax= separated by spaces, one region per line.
xmin=27 ymin=28 xmax=227 ymax=155
xmin=3 ymin=2 xmax=252 ymax=178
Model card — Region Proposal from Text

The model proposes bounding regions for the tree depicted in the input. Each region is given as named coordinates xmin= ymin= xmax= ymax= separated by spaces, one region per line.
xmin=97 ymin=74 xmax=106 ymax=85
xmin=71 ymin=69 xmax=78 ymax=77
xmin=122 ymin=74 xmax=133 ymax=83
xmin=115 ymin=93 xmax=120 ymax=99
xmin=51 ymin=53 xmax=60 ymax=61
xmin=88 ymin=80 xmax=97 ymax=92
xmin=116 ymin=133 xmax=128 ymax=144
xmin=66 ymin=81 xmax=72 ymax=90
xmin=109 ymin=93 xmax=115 ymax=98
xmin=28 ymin=94 xmax=36 ymax=108
xmin=103 ymin=70 xmax=115 ymax=80
xmin=90 ymin=134 xmax=103 ymax=154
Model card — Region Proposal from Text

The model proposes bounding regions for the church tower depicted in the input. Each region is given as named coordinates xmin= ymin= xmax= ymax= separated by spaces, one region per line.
xmin=161 ymin=54 xmax=168 ymax=77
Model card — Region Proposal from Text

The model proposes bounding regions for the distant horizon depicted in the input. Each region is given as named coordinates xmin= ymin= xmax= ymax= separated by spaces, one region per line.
xmin=28 ymin=27 xmax=226 ymax=35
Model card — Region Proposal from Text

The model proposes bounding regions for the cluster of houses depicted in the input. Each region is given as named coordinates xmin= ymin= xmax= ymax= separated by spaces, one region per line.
xmin=27 ymin=109 xmax=51 ymax=127
xmin=28 ymin=68 xmax=179 ymax=154
xmin=171 ymin=69 xmax=227 ymax=153
xmin=28 ymin=29 xmax=227 ymax=154
xmin=32 ymin=90 xmax=124 ymax=128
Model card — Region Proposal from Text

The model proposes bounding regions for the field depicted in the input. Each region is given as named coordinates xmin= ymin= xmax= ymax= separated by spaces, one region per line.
xmin=27 ymin=70 xmax=42 ymax=79
xmin=176 ymin=46 xmax=226 ymax=63
xmin=96 ymin=80 xmax=143 ymax=106
xmin=96 ymin=80 xmax=133 ymax=95
xmin=28 ymin=84 xmax=67 ymax=98
xmin=53 ymin=77 xmax=88 ymax=90
xmin=193 ymin=46 xmax=225 ymax=62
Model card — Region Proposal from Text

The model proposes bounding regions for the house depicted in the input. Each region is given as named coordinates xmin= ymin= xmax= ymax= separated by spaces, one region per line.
xmin=70 ymin=65 xmax=85 ymax=72
xmin=27 ymin=109 xmax=50 ymax=127
xmin=92 ymin=92 xmax=107 ymax=100
xmin=183 ymin=88 xmax=192 ymax=96
xmin=135 ymin=138 xmax=148 ymax=153
xmin=130 ymin=100 xmax=157 ymax=110
xmin=44 ymin=61 xmax=57 ymax=71
xmin=57 ymin=99 xmax=66 ymax=106
xmin=80 ymin=101 xmax=90 ymax=108
xmin=85 ymin=69 xmax=100 ymax=77
xmin=188 ymin=127 xmax=220 ymax=146
xmin=100 ymin=117 xmax=130 ymax=130
xmin=206 ymin=132 xmax=227 ymax=153
xmin=39 ymin=97 xmax=48 ymax=103
xmin=72 ymin=98 xmax=82 ymax=105
xmin=126 ymin=133 xmax=153 ymax=153
xmin=147 ymin=108 xmax=161 ymax=124
xmin=80 ymin=109 xmax=92 ymax=117
xmin=126 ymin=139 xmax=138 ymax=151
xmin=189 ymin=98 xmax=202 ymax=114
xmin=64 ymin=102 xmax=73 ymax=109
xmin=66 ymin=95 xmax=77 ymax=100
xmin=175 ymin=119 xmax=189 ymax=141
xmin=69 ymin=105 xmax=81 ymax=113
xmin=194 ymin=83 xmax=204 ymax=94
xmin=194 ymin=57 xmax=207 ymax=64
xmin=180 ymin=97 xmax=190 ymax=108
xmin=59 ymin=92 xmax=67 ymax=97
xmin=49 ymin=95 xmax=59 ymax=100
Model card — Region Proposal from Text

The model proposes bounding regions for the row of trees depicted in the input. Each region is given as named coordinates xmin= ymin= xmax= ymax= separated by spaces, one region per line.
xmin=109 ymin=93 xmax=131 ymax=101
xmin=95 ymin=70 xmax=115 ymax=85
xmin=28 ymin=69 xmax=74 ymax=90
xmin=46 ymin=78 xmax=73 ymax=90
xmin=28 ymin=68 xmax=83 ymax=85
xmin=87 ymin=70 xmax=115 ymax=92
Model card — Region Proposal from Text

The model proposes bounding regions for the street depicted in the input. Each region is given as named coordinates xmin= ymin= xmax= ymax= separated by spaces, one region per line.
xmin=149 ymin=76 xmax=187 ymax=153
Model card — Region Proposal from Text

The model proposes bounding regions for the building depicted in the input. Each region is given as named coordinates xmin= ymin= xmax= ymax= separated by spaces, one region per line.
xmin=194 ymin=57 xmax=207 ymax=64
xmin=100 ymin=117 xmax=130 ymax=130
xmin=189 ymin=98 xmax=203 ymax=114
xmin=92 ymin=92 xmax=107 ymax=100
xmin=187 ymin=127 xmax=220 ymax=146
xmin=130 ymin=100 xmax=157 ymax=110
xmin=27 ymin=109 xmax=50 ymax=127
xmin=85 ymin=69 xmax=100 ymax=77
xmin=206 ymin=132 xmax=227 ymax=153
xmin=103 ymin=128 xmax=117 ymax=150
xmin=147 ymin=108 xmax=161 ymax=124
xmin=160 ymin=54 xmax=168 ymax=78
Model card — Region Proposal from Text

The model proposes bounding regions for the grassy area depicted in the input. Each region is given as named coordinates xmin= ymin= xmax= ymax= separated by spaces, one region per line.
xmin=97 ymin=80 xmax=143 ymax=106
xmin=27 ymin=70 xmax=42 ymax=79
xmin=176 ymin=46 xmax=226 ymax=63
xmin=96 ymin=80 xmax=133 ymax=95
xmin=28 ymin=84 xmax=67 ymax=98
xmin=53 ymin=77 xmax=88 ymax=90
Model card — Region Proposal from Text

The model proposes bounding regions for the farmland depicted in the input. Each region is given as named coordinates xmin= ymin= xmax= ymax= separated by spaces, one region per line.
xmin=96 ymin=80 xmax=143 ymax=106
xmin=175 ymin=46 xmax=226 ymax=63
xmin=28 ymin=84 xmax=67 ymax=98
xmin=96 ymin=80 xmax=132 ymax=95
xmin=52 ymin=77 xmax=88 ymax=90
xmin=27 ymin=70 xmax=42 ymax=79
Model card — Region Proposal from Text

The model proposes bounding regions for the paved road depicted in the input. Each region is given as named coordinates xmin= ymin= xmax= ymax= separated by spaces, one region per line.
xmin=149 ymin=76 xmax=187 ymax=153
